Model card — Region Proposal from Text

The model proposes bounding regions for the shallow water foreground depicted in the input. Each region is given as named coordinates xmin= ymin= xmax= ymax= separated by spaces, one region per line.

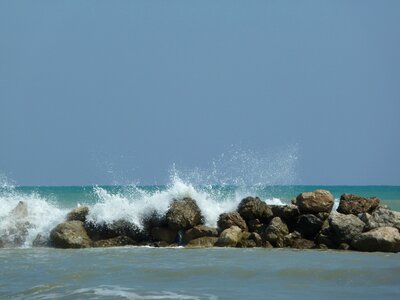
xmin=1 ymin=248 xmax=399 ymax=299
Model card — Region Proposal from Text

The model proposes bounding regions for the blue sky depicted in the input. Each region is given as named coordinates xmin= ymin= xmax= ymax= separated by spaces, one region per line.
xmin=0 ymin=1 xmax=399 ymax=185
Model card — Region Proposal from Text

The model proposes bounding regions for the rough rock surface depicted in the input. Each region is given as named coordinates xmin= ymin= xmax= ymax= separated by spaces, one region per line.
xmin=328 ymin=212 xmax=365 ymax=243
xmin=238 ymin=232 xmax=263 ymax=248
xmin=295 ymin=190 xmax=334 ymax=214
xmin=166 ymin=198 xmax=203 ymax=230
xmin=295 ymin=214 xmax=324 ymax=239
xmin=360 ymin=206 xmax=400 ymax=231
xmin=93 ymin=236 xmax=136 ymax=247
xmin=186 ymin=236 xmax=218 ymax=248
xmin=85 ymin=220 xmax=143 ymax=242
xmin=66 ymin=206 xmax=89 ymax=222
xmin=237 ymin=197 xmax=273 ymax=222
xmin=263 ymin=217 xmax=289 ymax=247
xmin=50 ymin=221 xmax=92 ymax=248
xmin=183 ymin=225 xmax=218 ymax=244
xmin=284 ymin=231 xmax=316 ymax=249
xmin=217 ymin=212 xmax=248 ymax=231
xmin=337 ymin=194 xmax=380 ymax=215
xmin=270 ymin=205 xmax=299 ymax=230
xmin=215 ymin=226 xmax=243 ymax=247
xmin=352 ymin=227 xmax=400 ymax=252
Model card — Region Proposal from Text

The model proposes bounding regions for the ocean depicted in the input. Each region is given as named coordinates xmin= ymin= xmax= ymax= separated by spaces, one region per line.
xmin=1 ymin=179 xmax=400 ymax=299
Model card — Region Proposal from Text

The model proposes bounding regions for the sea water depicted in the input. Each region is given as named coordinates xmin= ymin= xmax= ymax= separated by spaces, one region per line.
xmin=1 ymin=178 xmax=400 ymax=299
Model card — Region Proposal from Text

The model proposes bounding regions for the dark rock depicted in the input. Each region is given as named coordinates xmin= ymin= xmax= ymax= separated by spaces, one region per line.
xmin=32 ymin=234 xmax=50 ymax=247
xmin=238 ymin=232 xmax=263 ymax=248
xmin=295 ymin=190 xmax=334 ymax=214
xmin=166 ymin=198 xmax=203 ymax=230
xmin=329 ymin=212 xmax=365 ymax=243
xmin=295 ymin=214 xmax=324 ymax=239
xmin=215 ymin=226 xmax=243 ymax=247
xmin=84 ymin=219 xmax=144 ymax=242
xmin=237 ymin=197 xmax=273 ymax=223
xmin=337 ymin=194 xmax=380 ymax=215
xmin=151 ymin=227 xmax=177 ymax=244
xmin=352 ymin=227 xmax=400 ymax=252
xmin=186 ymin=236 xmax=218 ymax=248
xmin=262 ymin=217 xmax=289 ymax=247
xmin=93 ymin=236 xmax=136 ymax=247
xmin=270 ymin=205 xmax=300 ymax=230
xmin=247 ymin=219 xmax=264 ymax=233
xmin=217 ymin=212 xmax=248 ymax=232
xmin=50 ymin=221 xmax=92 ymax=248
xmin=338 ymin=243 xmax=350 ymax=250
xmin=183 ymin=225 xmax=218 ymax=244
xmin=284 ymin=231 xmax=315 ymax=249
xmin=66 ymin=206 xmax=89 ymax=222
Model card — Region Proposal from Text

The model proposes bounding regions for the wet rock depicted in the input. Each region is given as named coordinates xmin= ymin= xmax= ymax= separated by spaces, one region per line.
xmin=270 ymin=205 xmax=300 ymax=230
xmin=295 ymin=190 xmax=334 ymax=214
xmin=183 ymin=225 xmax=218 ymax=244
xmin=360 ymin=206 xmax=400 ymax=231
xmin=166 ymin=198 xmax=204 ymax=230
xmin=186 ymin=236 xmax=218 ymax=248
xmin=151 ymin=227 xmax=177 ymax=244
xmin=337 ymin=194 xmax=380 ymax=215
xmin=338 ymin=243 xmax=350 ymax=250
xmin=10 ymin=201 xmax=28 ymax=219
xmin=247 ymin=219 xmax=264 ymax=234
xmin=329 ymin=212 xmax=365 ymax=243
xmin=352 ymin=227 xmax=400 ymax=252
xmin=32 ymin=234 xmax=50 ymax=247
xmin=66 ymin=206 xmax=89 ymax=222
xmin=50 ymin=221 xmax=92 ymax=248
xmin=284 ymin=231 xmax=316 ymax=249
xmin=215 ymin=226 xmax=243 ymax=247
xmin=262 ymin=217 xmax=289 ymax=247
xmin=238 ymin=232 xmax=263 ymax=248
xmin=295 ymin=214 xmax=324 ymax=240
xmin=85 ymin=219 xmax=144 ymax=242
xmin=93 ymin=236 xmax=136 ymax=247
xmin=237 ymin=197 xmax=273 ymax=223
xmin=217 ymin=212 xmax=248 ymax=232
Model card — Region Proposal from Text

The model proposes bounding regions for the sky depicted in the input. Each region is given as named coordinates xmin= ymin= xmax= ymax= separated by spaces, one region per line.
xmin=0 ymin=1 xmax=399 ymax=186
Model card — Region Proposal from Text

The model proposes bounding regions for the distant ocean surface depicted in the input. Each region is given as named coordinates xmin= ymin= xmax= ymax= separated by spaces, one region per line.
xmin=1 ymin=181 xmax=400 ymax=299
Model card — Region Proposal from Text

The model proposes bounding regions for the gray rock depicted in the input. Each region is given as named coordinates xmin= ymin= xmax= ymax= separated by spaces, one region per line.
xmin=32 ymin=234 xmax=50 ymax=247
xmin=329 ymin=212 xmax=365 ymax=243
xmin=237 ymin=197 xmax=273 ymax=222
xmin=352 ymin=227 xmax=400 ymax=252
xmin=337 ymin=194 xmax=380 ymax=215
xmin=183 ymin=225 xmax=218 ymax=244
xmin=93 ymin=236 xmax=136 ymax=247
xmin=66 ymin=206 xmax=89 ymax=222
xmin=217 ymin=212 xmax=248 ymax=231
xmin=263 ymin=217 xmax=289 ymax=247
xmin=166 ymin=198 xmax=203 ymax=230
xmin=295 ymin=190 xmax=334 ymax=214
xmin=215 ymin=226 xmax=243 ymax=247
xmin=50 ymin=221 xmax=92 ymax=248
xmin=362 ymin=206 xmax=400 ymax=231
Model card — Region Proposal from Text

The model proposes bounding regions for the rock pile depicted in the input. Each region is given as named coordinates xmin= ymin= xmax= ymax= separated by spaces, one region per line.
xmin=3 ymin=191 xmax=400 ymax=252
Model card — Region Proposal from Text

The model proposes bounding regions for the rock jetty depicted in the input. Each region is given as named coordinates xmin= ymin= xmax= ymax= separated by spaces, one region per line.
xmin=3 ymin=191 xmax=400 ymax=252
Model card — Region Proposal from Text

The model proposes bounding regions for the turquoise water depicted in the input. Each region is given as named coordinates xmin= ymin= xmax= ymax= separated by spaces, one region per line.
xmin=1 ymin=183 xmax=400 ymax=299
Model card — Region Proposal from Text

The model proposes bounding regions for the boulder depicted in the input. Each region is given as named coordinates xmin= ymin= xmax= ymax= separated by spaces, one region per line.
xmin=238 ymin=232 xmax=263 ymax=248
xmin=215 ymin=226 xmax=243 ymax=247
xmin=66 ymin=206 xmax=89 ymax=222
xmin=352 ymin=227 xmax=400 ymax=252
xmin=85 ymin=219 xmax=144 ymax=242
xmin=295 ymin=190 xmax=334 ymax=214
xmin=270 ymin=205 xmax=300 ymax=230
xmin=166 ymin=198 xmax=203 ymax=230
xmin=328 ymin=212 xmax=365 ymax=243
xmin=247 ymin=219 xmax=264 ymax=233
xmin=337 ymin=194 xmax=380 ymax=215
xmin=183 ymin=225 xmax=218 ymax=244
xmin=284 ymin=231 xmax=316 ymax=249
xmin=360 ymin=206 xmax=400 ymax=231
xmin=93 ymin=236 xmax=136 ymax=247
xmin=262 ymin=217 xmax=289 ymax=247
xmin=295 ymin=214 xmax=324 ymax=239
xmin=186 ymin=236 xmax=219 ymax=248
xmin=50 ymin=221 xmax=92 ymax=248
xmin=237 ymin=197 xmax=273 ymax=222
xmin=32 ymin=234 xmax=50 ymax=247
xmin=151 ymin=227 xmax=177 ymax=244
xmin=217 ymin=212 xmax=248 ymax=231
